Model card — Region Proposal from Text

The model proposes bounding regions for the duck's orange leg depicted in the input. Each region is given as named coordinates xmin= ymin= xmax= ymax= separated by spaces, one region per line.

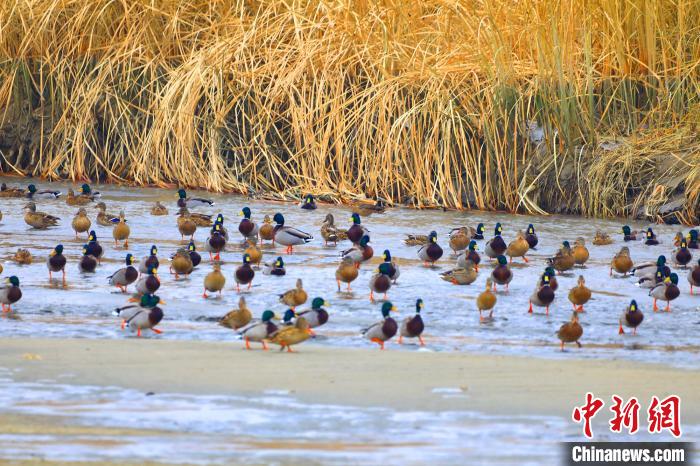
xmin=418 ymin=335 xmax=425 ymax=346
xmin=653 ymin=299 xmax=659 ymax=312
xmin=370 ymin=338 xmax=385 ymax=350
xmin=528 ymin=301 xmax=533 ymax=314
xmin=152 ymin=328 xmax=162 ymax=334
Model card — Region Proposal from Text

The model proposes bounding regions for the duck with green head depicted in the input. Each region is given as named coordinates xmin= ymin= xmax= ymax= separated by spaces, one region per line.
xmin=0 ymin=276 xmax=22 ymax=313
xmin=26 ymin=184 xmax=61 ymax=199
xmin=78 ymin=244 xmax=97 ymax=273
xmin=399 ymin=299 xmax=425 ymax=345
xmin=342 ymin=235 xmax=373 ymax=266
xmin=674 ymin=238 xmax=692 ymax=268
xmin=491 ymin=255 xmax=512 ymax=292
xmin=633 ymin=255 xmax=668 ymax=279
xmin=300 ymin=194 xmax=317 ymax=210
xmin=85 ymin=230 xmax=103 ymax=262
xmin=139 ymin=245 xmax=160 ymax=274
xmin=543 ymin=266 xmax=558 ymax=291
xmin=369 ymin=262 xmax=393 ymax=303
xmin=205 ymin=223 xmax=226 ymax=261
xmin=688 ymin=230 xmax=699 ymax=249
xmin=238 ymin=207 xmax=259 ymax=242
xmin=136 ymin=266 xmax=160 ymax=296
xmin=688 ymin=259 xmax=700 ymax=295
xmin=457 ymin=240 xmax=481 ymax=271
xmin=418 ymin=231 xmax=443 ymax=266
xmin=346 ymin=213 xmax=367 ymax=245
xmin=525 ymin=224 xmax=538 ymax=249
xmin=650 ymin=273 xmax=680 ymax=312
xmin=362 ymin=302 xmax=398 ymax=350
xmin=472 ymin=223 xmax=485 ymax=240
xmin=234 ymin=253 xmax=255 ymax=292
xmin=297 ymin=297 xmax=330 ymax=333
xmin=263 ymin=256 xmax=286 ymax=276
xmin=382 ymin=249 xmax=399 ymax=283
xmin=115 ymin=293 xmax=164 ymax=337
xmin=484 ymin=223 xmax=507 ymax=258
xmin=622 ymin=225 xmax=638 ymax=242
xmin=644 ymin=227 xmax=659 ymax=246
xmin=237 ymin=310 xmax=278 ymax=350
xmin=47 ymin=244 xmax=67 ymax=286
xmin=528 ymin=274 xmax=555 ymax=316
xmin=214 ymin=213 xmax=229 ymax=241
xmin=188 ymin=241 xmax=201 ymax=267
xmin=177 ymin=188 xmax=214 ymax=208
xmin=273 ymin=213 xmax=313 ymax=254
xmin=108 ymin=254 xmax=138 ymax=293
xmin=619 ymin=300 xmax=643 ymax=335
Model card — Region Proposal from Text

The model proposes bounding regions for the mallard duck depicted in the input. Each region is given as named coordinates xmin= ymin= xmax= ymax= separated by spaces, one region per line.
xmin=234 ymin=253 xmax=255 ymax=292
xmin=259 ymin=215 xmax=275 ymax=244
xmin=610 ymin=246 xmax=633 ymax=276
xmin=528 ymin=274 xmax=555 ymax=315
xmin=650 ymin=273 xmax=680 ymax=312
xmin=219 ymin=297 xmax=253 ymax=330
xmin=362 ymin=302 xmax=398 ymax=350
xmin=177 ymin=208 xmax=198 ymax=240
xmin=0 ymin=276 xmax=22 ymax=313
xmin=341 ymin=235 xmax=373 ymax=266
xmin=47 ymin=244 xmax=67 ymax=286
xmin=347 ymin=213 xmax=368 ymax=244
xmin=687 ymin=230 xmax=699 ymax=249
xmin=297 ymin=297 xmax=329 ymax=333
xmin=491 ymin=255 xmax=513 ymax=292
xmin=139 ymin=245 xmax=159 ymax=274
xmin=112 ymin=210 xmax=130 ymax=248
xmin=176 ymin=188 xmax=214 ymax=208
xmin=278 ymin=278 xmax=306 ymax=309
xmin=592 ymin=230 xmax=613 ymax=246
xmin=674 ymin=238 xmax=692 ymax=268
xmin=79 ymin=183 xmax=100 ymax=200
xmin=369 ymin=262 xmax=393 ymax=302
xmin=440 ymin=261 xmax=477 ymax=285
xmin=300 ymin=194 xmax=317 ymax=210
xmin=448 ymin=227 xmax=471 ymax=254
xmin=506 ymin=230 xmax=529 ymax=263
xmin=115 ymin=293 xmax=164 ymax=337
xmin=673 ymin=232 xmax=684 ymax=247
xmin=352 ymin=199 xmax=386 ymax=216
xmin=71 ymin=208 xmax=91 ymax=238
xmin=95 ymin=202 xmax=118 ymax=226
xmin=244 ymin=241 xmax=262 ymax=267
xmin=477 ymin=278 xmax=497 ymax=323
xmin=203 ymin=262 xmax=226 ymax=298
xmin=644 ymin=227 xmax=659 ymax=246
xmin=547 ymin=241 xmax=575 ymax=273
xmin=557 ymin=311 xmax=583 ymax=351
xmin=237 ymin=207 xmax=259 ymax=242
xmin=457 ymin=240 xmax=481 ymax=271
xmin=269 ymin=316 xmax=311 ymax=352
xmin=524 ymin=224 xmax=538 ymax=249
xmin=179 ymin=207 xmax=212 ymax=227
xmin=78 ymin=245 xmax=98 ymax=273
xmin=0 ymin=183 xmax=26 ymax=198
xmin=150 ymin=201 xmax=168 ymax=216
xmin=205 ymin=224 xmax=226 ymax=261
xmin=23 ymin=202 xmax=59 ymax=229
xmin=633 ymin=255 xmax=668 ymax=280
xmin=66 ymin=188 xmax=92 ymax=206
xmin=170 ymin=248 xmax=194 ymax=278
xmin=398 ymin=298 xmax=425 ymax=345
xmin=85 ymin=231 xmax=104 ymax=262
xmin=418 ymin=231 xmax=443 ymax=266
xmin=26 ymin=184 xmax=61 ymax=199
xmin=273 ymin=213 xmax=313 ymax=254
xmin=568 ymin=275 xmax=591 ymax=311
xmin=188 ymin=241 xmax=201 ymax=267
xmin=238 ymin=310 xmax=278 ymax=350
xmin=12 ymin=248 xmax=32 ymax=265
xmin=472 ymin=223 xmax=486 ymax=240
xmin=484 ymin=223 xmax=507 ymax=259
xmin=263 ymin=256 xmax=286 ymax=276
xmin=382 ymin=249 xmax=400 ymax=283
xmin=622 ymin=225 xmax=638 ymax=241
xmin=108 ymin=254 xmax=138 ymax=292
xmin=213 ymin=214 xmax=229 ymax=241
xmin=543 ymin=266 xmax=559 ymax=291
xmin=572 ymin=238 xmax=589 ymax=266
xmin=136 ymin=266 xmax=160 ymax=295
xmin=689 ymin=259 xmax=700 ymax=295
xmin=619 ymin=300 xmax=643 ymax=335
xmin=336 ymin=256 xmax=359 ymax=291
xmin=321 ymin=213 xmax=347 ymax=246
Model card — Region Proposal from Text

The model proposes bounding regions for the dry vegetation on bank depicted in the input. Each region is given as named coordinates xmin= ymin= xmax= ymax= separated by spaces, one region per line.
xmin=0 ymin=0 xmax=698 ymax=222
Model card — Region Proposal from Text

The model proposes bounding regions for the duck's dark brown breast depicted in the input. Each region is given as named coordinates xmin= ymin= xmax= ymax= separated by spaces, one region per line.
xmin=347 ymin=225 xmax=363 ymax=243
xmin=125 ymin=266 xmax=138 ymax=283
xmin=666 ymin=285 xmax=680 ymax=301
xmin=467 ymin=250 xmax=480 ymax=265
xmin=382 ymin=317 xmax=398 ymax=339
xmin=189 ymin=251 xmax=201 ymax=267
xmin=491 ymin=237 xmax=507 ymax=254
xmin=626 ymin=311 xmax=644 ymax=328
xmin=317 ymin=309 xmax=329 ymax=325
xmin=149 ymin=307 xmax=164 ymax=326
xmin=692 ymin=267 xmax=700 ymax=284
xmin=145 ymin=275 xmax=160 ymax=293
xmin=362 ymin=245 xmax=374 ymax=262
xmin=239 ymin=219 xmax=255 ymax=236
xmin=236 ymin=264 xmax=255 ymax=284
xmin=406 ymin=314 xmax=424 ymax=336
xmin=525 ymin=234 xmax=538 ymax=248
xmin=7 ymin=287 xmax=21 ymax=304
xmin=537 ymin=286 xmax=555 ymax=305
xmin=427 ymin=244 xmax=443 ymax=261
xmin=492 ymin=265 xmax=511 ymax=284
xmin=49 ymin=254 xmax=67 ymax=271
xmin=373 ymin=274 xmax=391 ymax=293
xmin=209 ymin=233 xmax=226 ymax=251
xmin=80 ymin=255 xmax=97 ymax=272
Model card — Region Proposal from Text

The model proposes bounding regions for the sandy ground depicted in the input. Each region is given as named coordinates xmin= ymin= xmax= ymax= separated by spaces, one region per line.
xmin=1 ymin=337 xmax=699 ymax=420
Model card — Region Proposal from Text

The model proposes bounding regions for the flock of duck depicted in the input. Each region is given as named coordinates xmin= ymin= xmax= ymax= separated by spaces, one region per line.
xmin=0 ymin=182 xmax=699 ymax=353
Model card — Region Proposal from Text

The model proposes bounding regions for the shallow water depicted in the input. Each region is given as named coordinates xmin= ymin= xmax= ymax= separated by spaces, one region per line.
xmin=0 ymin=369 xmax=693 ymax=465
xmin=0 ymin=177 xmax=698 ymax=366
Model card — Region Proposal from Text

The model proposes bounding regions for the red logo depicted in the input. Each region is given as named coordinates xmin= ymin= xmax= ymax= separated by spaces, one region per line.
xmin=648 ymin=395 xmax=681 ymax=437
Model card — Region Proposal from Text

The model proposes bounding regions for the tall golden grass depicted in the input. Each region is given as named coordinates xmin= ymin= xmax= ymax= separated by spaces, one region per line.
xmin=0 ymin=0 xmax=698 ymax=222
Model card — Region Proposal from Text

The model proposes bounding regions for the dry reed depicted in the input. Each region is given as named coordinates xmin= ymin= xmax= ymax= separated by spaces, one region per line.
xmin=0 ymin=0 xmax=698 ymax=223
